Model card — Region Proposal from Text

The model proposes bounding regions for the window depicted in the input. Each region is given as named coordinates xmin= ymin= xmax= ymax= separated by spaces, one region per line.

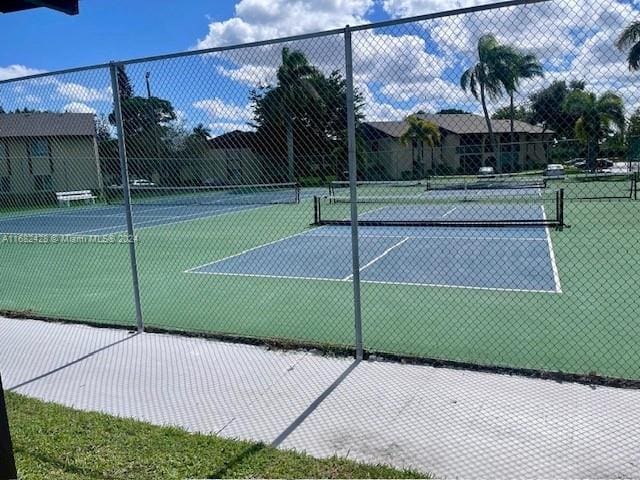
xmin=0 ymin=142 xmax=9 ymax=177
xmin=29 ymin=138 xmax=49 ymax=157
xmin=0 ymin=177 xmax=9 ymax=193
xmin=34 ymin=175 xmax=53 ymax=191
xmin=227 ymin=157 xmax=242 ymax=184
xmin=28 ymin=138 xmax=53 ymax=175
xmin=456 ymin=145 xmax=482 ymax=155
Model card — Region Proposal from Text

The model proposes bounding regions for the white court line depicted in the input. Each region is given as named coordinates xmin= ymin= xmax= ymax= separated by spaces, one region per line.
xmin=184 ymin=225 xmax=329 ymax=273
xmin=0 ymin=201 xmax=185 ymax=223
xmin=188 ymin=270 xmax=559 ymax=294
xmin=67 ymin=204 xmax=260 ymax=236
xmin=189 ymin=270 xmax=341 ymax=283
xmin=342 ymin=237 xmax=410 ymax=281
xmin=305 ymin=232 xmax=547 ymax=242
xmin=441 ymin=207 xmax=457 ymax=217
xmin=541 ymin=205 xmax=563 ymax=293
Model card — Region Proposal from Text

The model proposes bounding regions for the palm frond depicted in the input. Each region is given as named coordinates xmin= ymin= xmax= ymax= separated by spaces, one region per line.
xmin=616 ymin=20 xmax=640 ymax=49
xmin=460 ymin=68 xmax=479 ymax=100
xmin=628 ymin=42 xmax=640 ymax=71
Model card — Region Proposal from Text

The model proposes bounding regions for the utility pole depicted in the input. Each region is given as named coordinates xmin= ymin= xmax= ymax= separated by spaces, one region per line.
xmin=145 ymin=72 xmax=152 ymax=98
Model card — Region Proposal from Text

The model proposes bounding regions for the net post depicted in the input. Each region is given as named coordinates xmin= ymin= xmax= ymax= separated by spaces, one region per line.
xmin=345 ymin=25 xmax=364 ymax=361
xmin=558 ymin=188 xmax=564 ymax=231
xmin=110 ymin=62 xmax=144 ymax=333
xmin=313 ymin=196 xmax=319 ymax=225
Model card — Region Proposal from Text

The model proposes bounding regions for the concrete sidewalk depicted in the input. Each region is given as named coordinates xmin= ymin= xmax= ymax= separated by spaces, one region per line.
xmin=1 ymin=316 xmax=639 ymax=478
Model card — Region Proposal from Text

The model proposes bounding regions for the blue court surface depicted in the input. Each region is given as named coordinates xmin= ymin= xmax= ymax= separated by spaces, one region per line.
xmin=188 ymin=223 xmax=562 ymax=294
xmin=0 ymin=203 xmax=261 ymax=236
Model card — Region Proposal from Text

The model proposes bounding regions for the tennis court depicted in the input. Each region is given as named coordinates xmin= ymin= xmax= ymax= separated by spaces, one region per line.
xmin=0 ymin=183 xmax=303 ymax=236
xmin=188 ymin=222 xmax=561 ymax=293
xmin=0 ymin=203 xmax=266 ymax=236
xmin=1 ymin=176 xmax=640 ymax=381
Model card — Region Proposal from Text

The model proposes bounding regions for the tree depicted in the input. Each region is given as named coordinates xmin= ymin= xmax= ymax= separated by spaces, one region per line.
xmin=277 ymin=47 xmax=320 ymax=181
xmin=437 ymin=108 xmax=470 ymax=114
xmin=116 ymin=65 xmax=134 ymax=100
xmin=616 ymin=20 xmax=640 ymax=70
xmin=504 ymin=52 xmax=543 ymax=158
xmin=529 ymin=80 xmax=583 ymax=139
xmin=250 ymin=49 xmax=364 ymax=181
xmin=399 ymin=115 xmax=441 ymax=178
xmin=192 ymin=124 xmax=211 ymax=140
xmin=95 ymin=115 xmax=112 ymax=143
xmin=628 ymin=108 xmax=640 ymax=138
xmin=108 ymin=95 xmax=177 ymax=179
xmin=492 ymin=105 xmax=531 ymax=122
xmin=563 ymin=90 xmax=625 ymax=171
xmin=460 ymin=34 xmax=520 ymax=168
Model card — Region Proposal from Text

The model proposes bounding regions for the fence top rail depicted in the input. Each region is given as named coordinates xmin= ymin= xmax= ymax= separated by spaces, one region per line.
xmin=0 ymin=0 xmax=551 ymax=86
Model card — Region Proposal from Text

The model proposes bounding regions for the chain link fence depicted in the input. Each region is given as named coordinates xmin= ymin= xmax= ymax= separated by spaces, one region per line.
xmin=1 ymin=0 xmax=639 ymax=394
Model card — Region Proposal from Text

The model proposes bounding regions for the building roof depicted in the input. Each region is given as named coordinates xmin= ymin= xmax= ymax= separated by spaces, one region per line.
xmin=208 ymin=130 xmax=256 ymax=149
xmin=0 ymin=112 xmax=96 ymax=138
xmin=365 ymin=113 xmax=549 ymax=138
xmin=1 ymin=0 xmax=78 ymax=15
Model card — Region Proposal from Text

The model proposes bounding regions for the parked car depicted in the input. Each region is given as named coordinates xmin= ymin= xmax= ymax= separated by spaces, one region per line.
xmin=130 ymin=179 xmax=155 ymax=187
xmin=203 ymin=178 xmax=227 ymax=187
xmin=595 ymin=159 xmax=614 ymax=171
xmin=477 ymin=166 xmax=495 ymax=177
xmin=564 ymin=157 xmax=585 ymax=166
xmin=573 ymin=160 xmax=587 ymax=170
xmin=545 ymin=164 xmax=565 ymax=179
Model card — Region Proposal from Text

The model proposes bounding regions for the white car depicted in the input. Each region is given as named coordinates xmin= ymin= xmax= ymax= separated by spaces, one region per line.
xmin=545 ymin=164 xmax=565 ymax=179
xmin=477 ymin=166 xmax=495 ymax=177
xmin=130 ymin=179 xmax=156 ymax=187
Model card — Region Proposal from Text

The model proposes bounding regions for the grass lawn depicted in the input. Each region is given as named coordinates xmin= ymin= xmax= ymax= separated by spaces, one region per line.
xmin=6 ymin=392 xmax=424 ymax=479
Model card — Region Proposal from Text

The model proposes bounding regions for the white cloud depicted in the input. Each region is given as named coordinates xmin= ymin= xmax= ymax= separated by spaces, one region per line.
xmin=23 ymin=94 xmax=41 ymax=104
xmin=217 ymin=65 xmax=277 ymax=87
xmin=62 ymin=102 xmax=97 ymax=114
xmin=353 ymin=30 xmax=446 ymax=84
xmin=208 ymin=122 xmax=254 ymax=135
xmin=358 ymin=82 xmax=434 ymax=121
xmin=55 ymin=82 xmax=111 ymax=102
xmin=193 ymin=98 xmax=253 ymax=121
xmin=0 ymin=64 xmax=46 ymax=81
xmin=192 ymin=0 xmax=640 ymax=125
xmin=382 ymin=0 xmax=501 ymax=17
xmin=196 ymin=0 xmax=373 ymax=49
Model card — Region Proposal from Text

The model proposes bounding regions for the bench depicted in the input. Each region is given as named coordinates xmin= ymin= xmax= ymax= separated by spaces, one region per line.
xmin=56 ymin=190 xmax=97 ymax=207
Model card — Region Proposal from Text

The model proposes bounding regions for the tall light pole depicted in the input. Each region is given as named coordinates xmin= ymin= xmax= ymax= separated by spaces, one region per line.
xmin=145 ymin=72 xmax=152 ymax=98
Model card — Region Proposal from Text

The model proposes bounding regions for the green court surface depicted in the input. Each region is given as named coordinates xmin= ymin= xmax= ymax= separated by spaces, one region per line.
xmin=1 ymin=177 xmax=639 ymax=381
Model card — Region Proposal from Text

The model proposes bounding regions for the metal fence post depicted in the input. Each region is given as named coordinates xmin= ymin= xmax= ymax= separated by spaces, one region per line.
xmin=344 ymin=26 xmax=364 ymax=360
xmin=109 ymin=62 xmax=144 ymax=333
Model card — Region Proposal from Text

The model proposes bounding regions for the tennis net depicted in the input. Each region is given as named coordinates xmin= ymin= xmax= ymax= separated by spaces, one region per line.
xmin=313 ymin=189 xmax=565 ymax=229
xmin=107 ymin=182 xmax=301 ymax=207
xmin=328 ymin=180 xmax=427 ymax=197
xmin=426 ymin=174 xmax=546 ymax=191
xmin=559 ymin=172 xmax=638 ymax=200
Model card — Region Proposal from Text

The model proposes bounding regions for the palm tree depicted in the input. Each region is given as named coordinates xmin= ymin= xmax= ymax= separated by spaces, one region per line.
xmin=192 ymin=123 xmax=211 ymax=140
xmin=460 ymin=34 xmax=519 ymax=169
xmin=616 ymin=20 xmax=640 ymax=70
xmin=399 ymin=114 xmax=441 ymax=179
xmin=563 ymin=90 xmax=625 ymax=171
xmin=504 ymin=53 xmax=543 ymax=169
xmin=276 ymin=47 xmax=319 ymax=181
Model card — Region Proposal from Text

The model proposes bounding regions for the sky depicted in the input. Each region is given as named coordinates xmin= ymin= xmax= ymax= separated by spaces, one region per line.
xmin=1 ymin=0 xmax=640 ymax=136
